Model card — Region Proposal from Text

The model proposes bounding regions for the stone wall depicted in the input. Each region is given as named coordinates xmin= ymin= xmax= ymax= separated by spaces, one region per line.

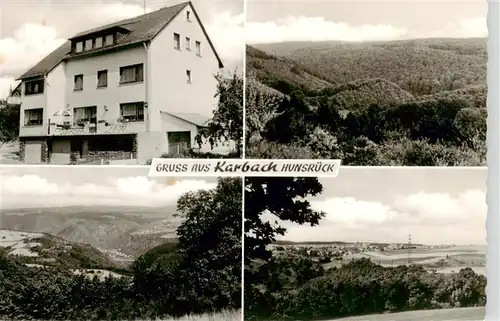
xmin=18 ymin=140 xmax=25 ymax=162
xmin=76 ymin=150 xmax=134 ymax=165
xmin=41 ymin=140 xmax=49 ymax=163
xmin=132 ymin=134 xmax=138 ymax=159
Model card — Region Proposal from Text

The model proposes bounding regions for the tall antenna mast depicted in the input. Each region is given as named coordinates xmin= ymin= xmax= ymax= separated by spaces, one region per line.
xmin=143 ymin=0 xmax=146 ymax=14
xmin=408 ymin=234 xmax=412 ymax=265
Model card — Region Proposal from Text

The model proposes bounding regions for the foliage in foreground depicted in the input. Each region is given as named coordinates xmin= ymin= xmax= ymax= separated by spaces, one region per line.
xmin=245 ymin=257 xmax=486 ymax=321
xmin=245 ymin=79 xmax=487 ymax=166
xmin=0 ymin=178 xmax=242 ymax=320
xmin=0 ymin=102 xmax=20 ymax=142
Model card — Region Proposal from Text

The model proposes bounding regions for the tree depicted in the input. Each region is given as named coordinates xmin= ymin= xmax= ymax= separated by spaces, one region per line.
xmin=244 ymin=177 xmax=324 ymax=263
xmin=0 ymin=102 xmax=20 ymax=142
xmin=175 ymin=177 xmax=242 ymax=311
xmin=197 ymin=73 xmax=243 ymax=157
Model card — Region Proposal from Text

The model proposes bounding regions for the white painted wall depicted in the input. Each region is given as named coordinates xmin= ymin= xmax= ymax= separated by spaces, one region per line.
xmin=46 ymin=64 xmax=67 ymax=125
xmin=148 ymin=3 xmax=221 ymax=132
xmin=19 ymin=80 xmax=46 ymax=137
xmin=65 ymin=45 xmax=147 ymax=126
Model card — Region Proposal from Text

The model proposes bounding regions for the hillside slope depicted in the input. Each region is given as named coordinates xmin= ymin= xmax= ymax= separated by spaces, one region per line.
xmin=252 ymin=38 xmax=487 ymax=97
xmin=246 ymin=45 xmax=334 ymax=94
xmin=0 ymin=205 xmax=181 ymax=259
xmin=0 ymin=229 xmax=119 ymax=269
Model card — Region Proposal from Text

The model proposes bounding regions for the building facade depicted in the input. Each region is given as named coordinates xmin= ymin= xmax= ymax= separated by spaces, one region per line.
xmin=16 ymin=1 xmax=235 ymax=165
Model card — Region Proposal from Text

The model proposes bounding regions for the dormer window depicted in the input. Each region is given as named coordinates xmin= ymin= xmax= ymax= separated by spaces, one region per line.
xmin=85 ymin=39 xmax=93 ymax=50
xmin=104 ymin=34 xmax=114 ymax=46
xmin=75 ymin=41 xmax=83 ymax=53
xmin=187 ymin=11 xmax=191 ymax=21
xmin=95 ymin=37 xmax=103 ymax=48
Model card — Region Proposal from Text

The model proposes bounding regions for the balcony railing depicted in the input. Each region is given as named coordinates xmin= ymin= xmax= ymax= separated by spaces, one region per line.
xmin=48 ymin=119 xmax=144 ymax=136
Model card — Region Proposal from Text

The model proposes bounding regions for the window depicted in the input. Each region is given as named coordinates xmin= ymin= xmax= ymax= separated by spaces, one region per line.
xmin=75 ymin=41 xmax=83 ymax=53
xmin=24 ymin=79 xmax=44 ymax=95
xmin=74 ymin=74 xmax=83 ymax=91
xmin=85 ymin=39 xmax=93 ymax=50
xmin=174 ymin=33 xmax=180 ymax=50
xmin=186 ymin=11 xmax=191 ymax=21
xmin=195 ymin=41 xmax=201 ymax=56
xmin=119 ymin=64 xmax=144 ymax=84
xmin=185 ymin=37 xmax=191 ymax=50
xmin=24 ymin=108 xmax=43 ymax=126
xmin=97 ymin=70 xmax=108 ymax=87
xmin=74 ymin=106 xmax=97 ymax=125
xmin=186 ymin=70 xmax=192 ymax=83
xmin=120 ymin=102 xmax=144 ymax=122
xmin=104 ymin=34 xmax=114 ymax=46
xmin=95 ymin=37 xmax=103 ymax=48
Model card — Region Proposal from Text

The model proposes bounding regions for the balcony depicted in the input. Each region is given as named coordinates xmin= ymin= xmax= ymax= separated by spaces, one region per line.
xmin=48 ymin=119 xmax=145 ymax=136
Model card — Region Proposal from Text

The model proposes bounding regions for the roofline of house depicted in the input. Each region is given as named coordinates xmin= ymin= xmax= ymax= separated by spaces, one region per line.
xmin=69 ymin=25 xmax=131 ymax=41
xmin=16 ymin=1 xmax=224 ymax=81
xmin=148 ymin=1 xmax=224 ymax=69
xmin=161 ymin=111 xmax=210 ymax=127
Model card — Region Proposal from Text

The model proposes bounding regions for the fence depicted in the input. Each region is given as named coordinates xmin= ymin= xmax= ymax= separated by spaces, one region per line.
xmin=71 ymin=151 xmax=136 ymax=165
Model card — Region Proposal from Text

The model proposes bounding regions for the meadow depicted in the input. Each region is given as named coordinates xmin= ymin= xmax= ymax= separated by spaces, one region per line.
xmin=333 ymin=307 xmax=484 ymax=321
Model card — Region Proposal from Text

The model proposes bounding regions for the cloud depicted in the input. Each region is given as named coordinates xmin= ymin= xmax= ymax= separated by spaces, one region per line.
xmin=0 ymin=2 xmax=243 ymax=98
xmin=204 ymin=11 xmax=245 ymax=69
xmin=245 ymin=16 xmax=487 ymax=44
xmin=0 ymin=173 xmax=216 ymax=208
xmin=281 ymin=189 xmax=486 ymax=245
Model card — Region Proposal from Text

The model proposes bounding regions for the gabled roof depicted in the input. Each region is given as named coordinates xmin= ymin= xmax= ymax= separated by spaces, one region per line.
xmin=17 ymin=1 xmax=223 ymax=80
xmin=17 ymin=41 xmax=72 ymax=80
xmin=161 ymin=111 xmax=211 ymax=127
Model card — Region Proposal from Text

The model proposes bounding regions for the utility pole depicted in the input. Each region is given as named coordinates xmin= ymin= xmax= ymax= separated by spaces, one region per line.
xmin=143 ymin=0 xmax=146 ymax=14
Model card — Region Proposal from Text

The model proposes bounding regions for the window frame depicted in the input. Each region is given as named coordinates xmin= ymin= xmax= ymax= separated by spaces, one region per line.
xmin=24 ymin=108 xmax=44 ymax=126
xmin=97 ymin=70 xmax=108 ymax=88
xmin=74 ymin=74 xmax=84 ymax=91
xmin=24 ymin=79 xmax=44 ymax=96
xmin=119 ymin=63 xmax=144 ymax=84
xmin=186 ymin=70 xmax=192 ymax=84
xmin=73 ymin=106 xmax=97 ymax=126
xmin=186 ymin=11 xmax=191 ymax=22
xmin=195 ymin=41 xmax=201 ymax=56
xmin=185 ymin=37 xmax=191 ymax=50
xmin=119 ymin=102 xmax=145 ymax=122
xmin=174 ymin=33 xmax=181 ymax=50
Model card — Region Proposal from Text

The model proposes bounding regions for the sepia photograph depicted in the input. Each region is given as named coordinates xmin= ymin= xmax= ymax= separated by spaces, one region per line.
xmin=0 ymin=0 xmax=243 ymax=165
xmin=245 ymin=0 xmax=487 ymax=166
xmin=0 ymin=167 xmax=242 ymax=320
xmin=244 ymin=167 xmax=486 ymax=321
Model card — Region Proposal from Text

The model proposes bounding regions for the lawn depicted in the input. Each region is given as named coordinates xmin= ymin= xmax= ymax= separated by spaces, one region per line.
xmin=332 ymin=307 xmax=485 ymax=321
xmin=160 ymin=310 xmax=241 ymax=321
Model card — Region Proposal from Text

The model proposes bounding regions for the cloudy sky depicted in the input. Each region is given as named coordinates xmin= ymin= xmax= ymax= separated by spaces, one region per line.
xmin=276 ymin=167 xmax=487 ymax=246
xmin=0 ymin=0 xmax=244 ymax=98
xmin=0 ymin=166 xmax=218 ymax=209
xmin=246 ymin=0 xmax=488 ymax=44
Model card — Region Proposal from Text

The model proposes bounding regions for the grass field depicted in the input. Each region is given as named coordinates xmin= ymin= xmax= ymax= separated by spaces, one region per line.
xmin=159 ymin=310 xmax=241 ymax=321
xmin=332 ymin=307 xmax=485 ymax=321
xmin=324 ymin=245 xmax=486 ymax=275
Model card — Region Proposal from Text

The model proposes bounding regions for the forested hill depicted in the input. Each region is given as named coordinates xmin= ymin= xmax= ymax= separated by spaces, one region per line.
xmin=247 ymin=38 xmax=487 ymax=110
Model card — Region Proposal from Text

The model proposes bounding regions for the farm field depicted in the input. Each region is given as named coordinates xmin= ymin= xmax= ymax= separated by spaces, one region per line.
xmin=332 ymin=307 xmax=485 ymax=321
xmin=324 ymin=245 xmax=486 ymax=275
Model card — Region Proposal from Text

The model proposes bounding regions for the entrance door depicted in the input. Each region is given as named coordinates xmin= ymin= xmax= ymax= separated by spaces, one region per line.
xmin=24 ymin=140 xmax=43 ymax=164
xmin=167 ymin=131 xmax=191 ymax=155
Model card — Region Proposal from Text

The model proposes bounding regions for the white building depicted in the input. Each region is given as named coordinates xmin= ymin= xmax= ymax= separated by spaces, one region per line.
xmin=16 ymin=1 xmax=235 ymax=165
